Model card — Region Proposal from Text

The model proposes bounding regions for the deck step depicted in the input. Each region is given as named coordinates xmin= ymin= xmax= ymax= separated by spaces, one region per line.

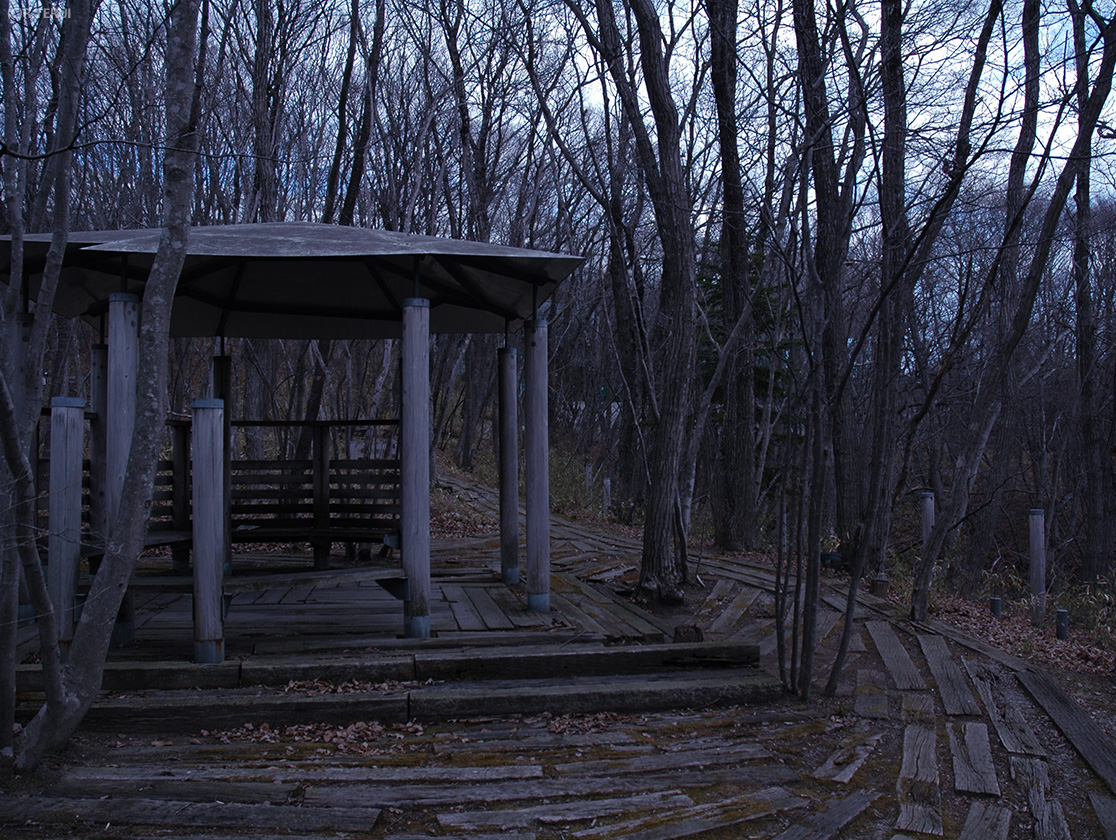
xmin=17 ymin=640 xmax=762 ymax=693
xmin=41 ymin=668 xmax=780 ymax=735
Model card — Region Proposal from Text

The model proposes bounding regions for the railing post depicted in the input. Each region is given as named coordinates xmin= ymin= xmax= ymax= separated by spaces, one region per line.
xmin=525 ymin=318 xmax=550 ymax=612
xmin=88 ymin=343 xmax=108 ymax=564
xmin=47 ymin=397 xmax=85 ymax=655
xmin=1030 ymin=509 xmax=1046 ymax=627
xmin=192 ymin=399 xmax=226 ymax=663
xmin=498 ymin=347 xmax=519 ymax=585
xmin=401 ymin=299 xmax=431 ymax=638
xmin=211 ymin=355 xmax=233 ymax=575
xmin=171 ymin=421 xmax=191 ymax=574
xmin=312 ymin=423 xmax=331 ymax=569
xmin=921 ymin=491 xmax=935 ymax=551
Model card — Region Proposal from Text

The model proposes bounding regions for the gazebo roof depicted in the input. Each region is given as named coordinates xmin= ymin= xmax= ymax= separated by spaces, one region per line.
xmin=1 ymin=223 xmax=583 ymax=338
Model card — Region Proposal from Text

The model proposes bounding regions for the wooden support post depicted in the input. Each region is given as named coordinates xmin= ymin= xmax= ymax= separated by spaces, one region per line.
xmin=107 ymin=293 xmax=139 ymax=648
xmin=47 ymin=398 xmax=84 ymax=655
xmin=498 ymin=347 xmax=519 ymax=585
xmin=525 ymin=318 xmax=550 ymax=612
xmin=603 ymin=476 xmax=611 ymax=517
xmin=192 ymin=399 xmax=226 ymax=663
xmin=210 ymin=355 xmax=233 ymax=574
xmin=170 ymin=421 xmax=191 ymax=573
xmin=88 ymin=344 xmax=108 ymax=562
xmin=1030 ymin=509 xmax=1046 ymax=627
xmin=401 ymin=299 xmax=431 ymax=638
xmin=312 ymin=424 xmax=331 ymax=569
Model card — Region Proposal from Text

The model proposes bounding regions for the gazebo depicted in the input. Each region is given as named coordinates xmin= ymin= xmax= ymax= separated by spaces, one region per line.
xmin=3 ymin=222 xmax=583 ymax=658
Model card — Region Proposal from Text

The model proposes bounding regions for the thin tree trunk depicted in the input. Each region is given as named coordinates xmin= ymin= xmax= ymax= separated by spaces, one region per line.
xmin=322 ymin=0 xmax=360 ymax=225
xmin=14 ymin=0 xmax=202 ymax=772
xmin=707 ymin=0 xmax=757 ymax=552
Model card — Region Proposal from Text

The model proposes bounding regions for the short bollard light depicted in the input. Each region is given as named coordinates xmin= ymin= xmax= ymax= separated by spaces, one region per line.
xmin=990 ymin=597 xmax=1002 ymax=619
xmin=1056 ymin=609 xmax=1069 ymax=640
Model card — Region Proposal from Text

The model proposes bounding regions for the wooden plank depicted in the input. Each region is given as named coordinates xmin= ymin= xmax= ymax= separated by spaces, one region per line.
xmin=1010 ymin=756 xmax=1071 ymax=840
xmin=303 ymin=766 xmax=798 ymax=809
xmin=45 ymin=778 xmax=299 ymax=805
xmin=949 ymin=722 xmax=1000 ymax=796
xmin=770 ymin=791 xmax=880 ymax=840
xmin=813 ymin=730 xmax=883 ymax=783
xmin=896 ymin=724 xmax=942 ymax=836
xmin=437 ymin=790 xmax=693 ymax=830
xmin=958 ymin=802 xmax=1011 ymax=840
xmin=707 ymin=585 xmax=760 ymax=637
xmin=963 ymin=658 xmax=1046 ymax=757
xmin=557 ymin=573 xmax=668 ymax=637
xmin=485 ymin=585 xmax=549 ymax=627
xmin=549 ymin=591 xmax=612 ymax=636
xmin=1090 ymin=793 xmax=1116 ymax=840
xmin=696 ymin=577 xmax=734 ymax=617
xmin=0 ymin=797 xmax=382 ymax=833
xmin=462 ymin=586 xmax=517 ymax=631
xmin=918 ymin=634 xmax=980 ymax=716
xmin=572 ymin=787 xmax=808 ymax=840
xmin=553 ymin=579 xmax=640 ymax=638
xmin=854 ymin=669 xmax=889 ymax=720
xmin=553 ymin=742 xmax=769 ymax=776
xmin=866 ymin=621 xmax=926 ymax=690
xmin=901 ymin=693 xmax=936 ymax=721
xmin=1018 ymin=668 xmax=1116 ymax=796
xmin=60 ymin=763 xmax=546 ymax=785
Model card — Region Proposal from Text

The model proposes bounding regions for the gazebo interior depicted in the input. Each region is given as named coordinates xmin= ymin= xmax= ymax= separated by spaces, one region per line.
xmin=3 ymin=223 xmax=586 ymax=662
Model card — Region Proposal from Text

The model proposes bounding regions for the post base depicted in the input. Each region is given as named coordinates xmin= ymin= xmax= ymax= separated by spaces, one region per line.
xmin=527 ymin=593 xmax=550 ymax=613
xmin=404 ymin=615 xmax=431 ymax=639
xmin=502 ymin=567 xmax=520 ymax=585
xmin=194 ymin=640 xmax=224 ymax=664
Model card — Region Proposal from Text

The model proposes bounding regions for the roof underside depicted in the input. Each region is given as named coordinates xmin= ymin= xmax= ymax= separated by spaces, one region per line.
xmin=0 ymin=223 xmax=583 ymax=338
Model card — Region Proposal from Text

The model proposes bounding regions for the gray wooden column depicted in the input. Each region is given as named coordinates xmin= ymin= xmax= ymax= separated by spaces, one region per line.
xmin=170 ymin=421 xmax=191 ymax=573
xmin=1030 ymin=509 xmax=1046 ymax=627
xmin=210 ymin=355 xmax=233 ymax=574
xmin=401 ymin=299 xmax=431 ymax=638
xmin=47 ymin=397 xmax=84 ymax=655
xmin=192 ymin=399 xmax=226 ymax=663
xmin=107 ymin=293 xmax=139 ymax=647
xmin=498 ymin=347 xmax=519 ymax=585
xmin=88 ymin=343 xmax=108 ymax=564
xmin=312 ymin=424 xmax=331 ymax=569
xmin=524 ymin=318 xmax=550 ymax=612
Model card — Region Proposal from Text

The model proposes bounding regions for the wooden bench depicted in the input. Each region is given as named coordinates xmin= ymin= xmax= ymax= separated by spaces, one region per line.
xmin=229 ymin=456 xmax=401 ymax=564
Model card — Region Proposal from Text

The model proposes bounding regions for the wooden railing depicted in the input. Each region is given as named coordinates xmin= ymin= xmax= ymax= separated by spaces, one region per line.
xmin=36 ymin=416 xmax=401 ymax=565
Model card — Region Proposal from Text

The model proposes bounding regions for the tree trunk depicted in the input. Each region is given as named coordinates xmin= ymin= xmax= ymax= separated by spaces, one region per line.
xmin=1070 ymin=0 xmax=1109 ymax=582
xmin=582 ymin=0 xmax=698 ymax=603
xmin=706 ymin=0 xmax=757 ymax=552
xmin=14 ymin=0 xmax=202 ymax=772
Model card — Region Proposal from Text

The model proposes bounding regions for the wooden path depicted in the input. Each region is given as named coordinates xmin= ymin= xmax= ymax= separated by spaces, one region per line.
xmin=7 ymin=475 xmax=1116 ymax=839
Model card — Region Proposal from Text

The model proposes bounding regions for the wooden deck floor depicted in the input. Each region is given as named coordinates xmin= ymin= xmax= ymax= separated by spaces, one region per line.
xmin=10 ymin=477 xmax=1116 ymax=838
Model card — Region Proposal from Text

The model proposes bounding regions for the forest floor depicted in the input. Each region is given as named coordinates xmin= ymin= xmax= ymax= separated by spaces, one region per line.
xmin=3 ymin=469 xmax=1116 ymax=839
